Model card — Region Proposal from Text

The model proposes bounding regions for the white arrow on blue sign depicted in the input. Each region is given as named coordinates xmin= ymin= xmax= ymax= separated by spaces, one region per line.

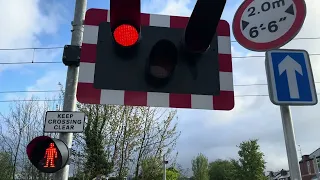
xmin=265 ymin=49 xmax=318 ymax=105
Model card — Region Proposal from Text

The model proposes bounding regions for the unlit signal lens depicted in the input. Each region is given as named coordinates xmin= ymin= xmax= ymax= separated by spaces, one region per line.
xmin=145 ymin=40 xmax=178 ymax=87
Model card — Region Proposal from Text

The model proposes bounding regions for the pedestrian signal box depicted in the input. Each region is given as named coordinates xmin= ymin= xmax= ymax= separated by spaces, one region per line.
xmin=26 ymin=136 xmax=69 ymax=173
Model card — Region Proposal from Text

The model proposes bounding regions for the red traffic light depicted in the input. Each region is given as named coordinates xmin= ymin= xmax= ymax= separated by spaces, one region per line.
xmin=113 ymin=24 xmax=139 ymax=47
xmin=110 ymin=0 xmax=141 ymax=47
xmin=184 ymin=0 xmax=227 ymax=53
xmin=145 ymin=39 xmax=178 ymax=87
xmin=26 ymin=136 xmax=69 ymax=173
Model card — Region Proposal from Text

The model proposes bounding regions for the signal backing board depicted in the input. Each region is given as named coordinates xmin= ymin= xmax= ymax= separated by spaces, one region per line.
xmin=77 ymin=8 xmax=234 ymax=110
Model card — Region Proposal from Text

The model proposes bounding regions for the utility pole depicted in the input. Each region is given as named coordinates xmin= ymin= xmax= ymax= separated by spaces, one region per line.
xmin=163 ymin=155 xmax=167 ymax=180
xmin=54 ymin=0 xmax=87 ymax=179
xmin=280 ymin=106 xmax=302 ymax=180
xmin=298 ymin=145 xmax=303 ymax=159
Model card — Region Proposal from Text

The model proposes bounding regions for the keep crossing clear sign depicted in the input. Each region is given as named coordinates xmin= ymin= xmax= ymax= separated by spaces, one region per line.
xmin=44 ymin=111 xmax=86 ymax=133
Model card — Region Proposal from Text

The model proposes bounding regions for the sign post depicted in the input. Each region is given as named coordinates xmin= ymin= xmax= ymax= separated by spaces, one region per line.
xmin=279 ymin=105 xmax=301 ymax=180
xmin=233 ymin=1 xmax=309 ymax=179
xmin=265 ymin=49 xmax=317 ymax=180
xmin=55 ymin=0 xmax=87 ymax=179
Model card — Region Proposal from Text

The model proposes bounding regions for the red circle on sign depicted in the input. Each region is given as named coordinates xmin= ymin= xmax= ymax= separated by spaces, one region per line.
xmin=232 ymin=0 xmax=306 ymax=51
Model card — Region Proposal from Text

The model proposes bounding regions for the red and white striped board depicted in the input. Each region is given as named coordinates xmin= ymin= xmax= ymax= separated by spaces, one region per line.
xmin=77 ymin=8 xmax=234 ymax=110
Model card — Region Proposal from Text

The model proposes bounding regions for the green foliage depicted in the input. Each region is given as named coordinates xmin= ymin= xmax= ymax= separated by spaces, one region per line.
xmin=1 ymin=93 xmax=180 ymax=178
xmin=140 ymin=157 xmax=163 ymax=180
xmin=80 ymin=105 xmax=114 ymax=179
xmin=138 ymin=159 xmax=181 ymax=180
xmin=208 ymin=159 xmax=235 ymax=180
xmin=232 ymin=139 xmax=267 ymax=180
xmin=68 ymin=177 xmax=80 ymax=180
xmin=190 ymin=140 xmax=267 ymax=180
xmin=74 ymin=105 xmax=180 ymax=179
xmin=192 ymin=153 xmax=209 ymax=180
xmin=167 ymin=167 xmax=180 ymax=180
xmin=0 ymin=151 xmax=13 ymax=180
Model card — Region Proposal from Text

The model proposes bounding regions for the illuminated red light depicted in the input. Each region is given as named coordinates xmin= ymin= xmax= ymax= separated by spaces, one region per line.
xmin=43 ymin=143 xmax=58 ymax=168
xmin=113 ymin=24 xmax=139 ymax=47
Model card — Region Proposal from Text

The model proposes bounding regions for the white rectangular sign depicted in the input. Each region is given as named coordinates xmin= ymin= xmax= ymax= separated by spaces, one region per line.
xmin=44 ymin=111 xmax=85 ymax=133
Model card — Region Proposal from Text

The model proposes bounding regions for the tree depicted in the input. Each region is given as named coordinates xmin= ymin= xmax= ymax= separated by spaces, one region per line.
xmin=134 ymin=108 xmax=180 ymax=178
xmin=208 ymin=159 xmax=235 ymax=180
xmin=232 ymin=139 xmax=267 ymax=180
xmin=0 ymin=151 xmax=14 ymax=180
xmin=76 ymin=104 xmax=118 ymax=179
xmin=175 ymin=163 xmax=189 ymax=179
xmin=139 ymin=160 xmax=180 ymax=180
xmin=74 ymin=105 xmax=180 ymax=179
xmin=0 ymin=97 xmax=61 ymax=180
xmin=0 ymin=89 xmax=180 ymax=179
xmin=192 ymin=153 xmax=209 ymax=180
xmin=166 ymin=167 xmax=180 ymax=180
xmin=140 ymin=157 xmax=162 ymax=180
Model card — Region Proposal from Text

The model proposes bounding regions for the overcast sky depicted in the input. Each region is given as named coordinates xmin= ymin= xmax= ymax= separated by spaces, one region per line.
xmin=1 ymin=0 xmax=320 ymax=175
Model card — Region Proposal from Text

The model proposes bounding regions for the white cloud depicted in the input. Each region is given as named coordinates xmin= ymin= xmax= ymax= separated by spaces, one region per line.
xmin=4 ymin=68 xmax=67 ymax=101
xmin=142 ymin=0 xmax=192 ymax=16
xmin=0 ymin=0 xmax=67 ymax=72
xmin=159 ymin=0 xmax=192 ymax=16
xmin=26 ymin=69 xmax=67 ymax=98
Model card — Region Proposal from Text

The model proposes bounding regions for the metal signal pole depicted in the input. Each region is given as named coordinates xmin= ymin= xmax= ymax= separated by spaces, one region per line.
xmin=280 ymin=106 xmax=302 ymax=180
xmin=54 ymin=0 xmax=87 ymax=179
xmin=163 ymin=155 xmax=167 ymax=180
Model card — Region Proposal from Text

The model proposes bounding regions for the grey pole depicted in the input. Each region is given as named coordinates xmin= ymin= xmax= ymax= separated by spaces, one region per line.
xmin=54 ymin=0 xmax=87 ymax=179
xmin=280 ymin=105 xmax=302 ymax=180
xmin=163 ymin=155 xmax=166 ymax=180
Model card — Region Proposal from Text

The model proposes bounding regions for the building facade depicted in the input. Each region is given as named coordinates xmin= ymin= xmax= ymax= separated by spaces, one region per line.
xmin=299 ymin=148 xmax=320 ymax=180
xmin=268 ymin=169 xmax=291 ymax=180
xmin=268 ymin=148 xmax=320 ymax=180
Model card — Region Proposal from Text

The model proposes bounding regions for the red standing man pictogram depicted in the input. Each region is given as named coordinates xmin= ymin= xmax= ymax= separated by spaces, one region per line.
xmin=43 ymin=143 xmax=58 ymax=168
